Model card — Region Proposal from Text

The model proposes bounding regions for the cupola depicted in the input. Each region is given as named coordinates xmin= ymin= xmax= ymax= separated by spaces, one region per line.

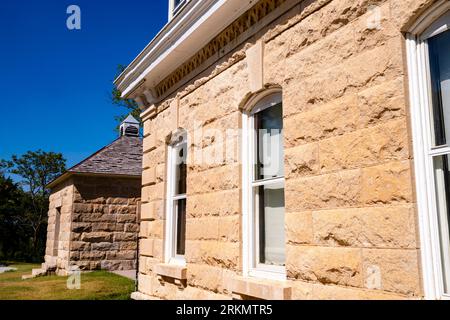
xmin=120 ymin=115 xmax=140 ymax=137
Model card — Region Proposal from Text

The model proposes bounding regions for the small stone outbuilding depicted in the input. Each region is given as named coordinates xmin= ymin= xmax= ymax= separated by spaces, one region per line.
xmin=42 ymin=116 xmax=142 ymax=276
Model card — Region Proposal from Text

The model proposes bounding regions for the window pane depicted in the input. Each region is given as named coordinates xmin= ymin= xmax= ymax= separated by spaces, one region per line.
xmin=254 ymin=182 xmax=285 ymax=266
xmin=255 ymin=103 xmax=284 ymax=181
xmin=433 ymin=154 xmax=450 ymax=294
xmin=429 ymin=30 xmax=450 ymax=147
xmin=174 ymin=142 xmax=187 ymax=195
xmin=175 ymin=198 xmax=186 ymax=256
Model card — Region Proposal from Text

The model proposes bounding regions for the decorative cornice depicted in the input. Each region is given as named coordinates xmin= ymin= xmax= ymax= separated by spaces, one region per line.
xmin=128 ymin=0 xmax=334 ymax=117
xmin=155 ymin=0 xmax=287 ymax=99
xmin=126 ymin=0 xmax=291 ymax=114
xmin=115 ymin=0 xmax=257 ymax=98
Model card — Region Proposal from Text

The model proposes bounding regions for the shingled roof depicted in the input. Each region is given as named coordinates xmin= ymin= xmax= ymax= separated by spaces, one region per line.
xmin=68 ymin=135 xmax=142 ymax=176
xmin=47 ymin=135 xmax=142 ymax=189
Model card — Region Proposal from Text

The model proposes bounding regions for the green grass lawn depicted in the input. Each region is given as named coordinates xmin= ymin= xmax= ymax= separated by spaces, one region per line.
xmin=0 ymin=263 xmax=135 ymax=300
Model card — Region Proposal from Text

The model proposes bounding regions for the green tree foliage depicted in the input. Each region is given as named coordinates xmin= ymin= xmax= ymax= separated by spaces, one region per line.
xmin=112 ymin=64 xmax=141 ymax=130
xmin=0 ymin=173 xmax=28 ymax=261
xmin=0 ymin=150 xmax=66 ymax=262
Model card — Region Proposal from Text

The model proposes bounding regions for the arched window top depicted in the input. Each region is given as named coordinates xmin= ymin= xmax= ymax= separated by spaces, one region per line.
xmin=251 ymin=92 xmax=282 ymax=115
xmin=409 ymin=0 xmax=450 ymax=38
xmin=422 ymin=9 xmax=450 ymax=40
xmin=241 ymin=88 xmax=282 ymax=114
xmin=166 ymin=127 xmax=187 ymax=146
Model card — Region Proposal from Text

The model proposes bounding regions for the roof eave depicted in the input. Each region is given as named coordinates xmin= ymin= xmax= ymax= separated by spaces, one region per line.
xmin=115 ymin=0 xmax=256 ymax=100
xmin=46 ymin=171 xmax=142 ymax=190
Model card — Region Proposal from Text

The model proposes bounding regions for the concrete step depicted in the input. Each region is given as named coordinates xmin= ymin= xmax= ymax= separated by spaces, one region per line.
xmin=22 ymin=268 xmax=48 ymax=280
xmin=32 ymin=268 xmax=46 ymax=277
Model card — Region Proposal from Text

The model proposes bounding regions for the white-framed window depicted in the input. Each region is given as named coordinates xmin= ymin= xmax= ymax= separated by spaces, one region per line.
xmin=164 ymin=132 xmax=187 ymax=265
xmin=168 ymin=0 xmax=188 ymax=20
xmin=406 ymin=0 xmax=450 ymax=300
xmin=242 ymin=90 xmax=286 ymax=281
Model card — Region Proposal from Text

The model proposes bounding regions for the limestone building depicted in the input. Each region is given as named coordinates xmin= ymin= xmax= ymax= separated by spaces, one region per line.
xmin=115 ymin=0 xmax=450 ymax=300
xmin=42 ymin=116 xmax=142 ymax=276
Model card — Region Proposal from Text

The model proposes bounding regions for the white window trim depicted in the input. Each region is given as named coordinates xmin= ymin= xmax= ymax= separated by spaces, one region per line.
xmin=406 ymin=0 xmax=450 ymax=300
xmin=164 ymin=137 xmax=187 ymax=266
xmin=242 ymin=90 xmax=286 ymax=281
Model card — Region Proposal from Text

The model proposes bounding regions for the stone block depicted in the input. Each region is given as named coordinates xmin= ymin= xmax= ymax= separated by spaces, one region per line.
xmin=312 ymin=206 xmax=417 ymax=249
xmin=291 ymin=281 xmax=314 ymax=300
xmin=114 ymin=232 xmax=136 ymax=242
xmin=109 ymin=205 xmax=137 ymax=215
xmin=117 ymin=214 xmax=137 ymax=223
xmin=311 ymin=283 xmax=407 ymax=300
xmin=285 ymin=169 xmax=361 ymax=211
xmin=121 ymin=241 xmax=138 ymax=251
xmin=188 ymin=164 xmax=239 ymax=195
xmin=141 ymin=183 xmax=165 ymax=202
xmin=284 ymin=94 xmax=358 ymax=148
xmin=186 ymin=240 xmax=239 ymax=269
xmin=187 ymin=263 xmax=224 ymax=292
xmin=187 ymin=189 xmax=239 ymax=218
xmin=246 ymin=40 xmax=264 ymax=92
xmin=358 ymin=77 xmax=406 ymax=128
xmin=361 ymin=161 xmax=413 ymax=205
xmin=285 ymin=143 xmax=320 ymax=179
xmin=231 ymin=276 xmax=292 ymax=300
xmin=139 ymin=256 xmax=159 ymax=274
xmin=155 ymin=263 xmax=187 ymax=280
xmin=186 ymin=217 xmax=219 ymax=241
xmin=362 ymin=248 xmax=421 ymax=296
xmin=71 ymin=223 xmax=92 ymax=233
xmin=143 ymin=119 xmax=152 ymax=138
xmin=92 ymin=223 xmax=117 ymax=232
xmin=286 ymin=212 xmax=313 ymax=245
xmin=79 ymin=251 xmax=106 ymax=260
xmin=140 ymin=202 xmax=157 ymax=221
xmin=91 ymin=242 xmax=118 ymax=251
xmin=286 ymin=245 xmax=362 ymax=287
xmin=138 ymin=273 xmax=153 ymax=296
xmin=106 ymin=197 xmax=129 ymax=205
xmin=142 ymin=167 xmax=157 ymax=186
xmin=142 ymin=146 xmax=165 ymax=170
xmin=125 ymin=223 xmax=139 ymax=233
xmin=140 ymin=239 xmax=155 ymax=257
xmin=319 ymin=119 xmax=409 ymax=173
xmin=218 ymin=215 xmax=240 ymax=243
xmin=81 ymin=232 xmax=113 ymax=243
xmin=148 ymin=220 xmax=164 ymax=238
xmin=106 ymin=251 xmax=136 ymax=260
xmin=143 ymin=131 xmax=158 ymax=154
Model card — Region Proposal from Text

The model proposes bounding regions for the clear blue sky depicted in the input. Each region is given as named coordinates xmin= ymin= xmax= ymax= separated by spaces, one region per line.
xmin=0 ymin=0 xmax=167 ymax=169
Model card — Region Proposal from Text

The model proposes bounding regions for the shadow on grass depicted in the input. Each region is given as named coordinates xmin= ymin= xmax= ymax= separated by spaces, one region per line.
xmin=0 ymin=263 xmax=134 ymax=300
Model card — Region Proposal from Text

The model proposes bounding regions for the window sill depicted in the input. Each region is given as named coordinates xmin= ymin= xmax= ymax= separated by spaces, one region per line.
xmin=249 ymin=267 xmax=286 ymax=281
xmin=154 ymin=263 xmax=187 ymax=280
xmin=231 ymin=276 xmax=292 ymax=300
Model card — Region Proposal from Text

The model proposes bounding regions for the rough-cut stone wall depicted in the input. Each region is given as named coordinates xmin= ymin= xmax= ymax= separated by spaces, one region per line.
xmin=136 ymin=0 xmax=440 ymax=300
xmin=45 ymin=178 xmax=75 ymax=273
xmin=69 ymin=176 xmax=141 ymax=271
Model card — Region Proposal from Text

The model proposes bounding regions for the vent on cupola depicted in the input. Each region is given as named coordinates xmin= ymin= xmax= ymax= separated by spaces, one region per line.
xmin=120 ymin=115 xmax=140 ymax=137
